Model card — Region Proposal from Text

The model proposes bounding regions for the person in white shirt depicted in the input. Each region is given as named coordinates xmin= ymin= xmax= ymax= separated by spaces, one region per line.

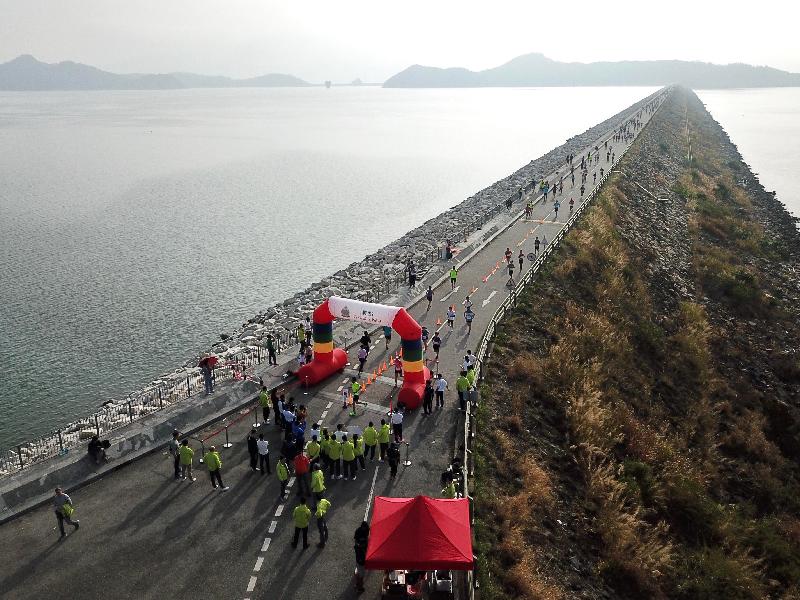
xmin=334 ymin=424 xmax=347 ymax=443
xmin=390 ymin=409 xmax=404 ymax=443
xmin=435 ymin=374 xmax=448 ymax=409
xmin=282 ymin=407 xmax=295 ymax=434
xmin=465 ymin=350 xmax=477 ymax=368
xmin=256 ymin=434 xmax=270 ymax=474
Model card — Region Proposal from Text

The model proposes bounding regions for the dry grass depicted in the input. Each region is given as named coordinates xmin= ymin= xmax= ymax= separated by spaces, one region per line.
xmin=476 ymin=92 xmax=800 ymax=598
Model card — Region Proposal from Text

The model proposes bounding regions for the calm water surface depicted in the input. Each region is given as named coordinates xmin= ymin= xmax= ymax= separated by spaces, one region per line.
xmin=0 ymin=86 xmax=662 ymax=447
xmin=697 ymin=88 xmax=800 ymax=219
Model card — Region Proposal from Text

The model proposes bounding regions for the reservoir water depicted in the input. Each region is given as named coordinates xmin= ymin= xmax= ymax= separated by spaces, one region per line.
xmin=697 ymin=88 xmax=800 ymax=219
xmin=6 ymin=84 xmax=785 ymax=448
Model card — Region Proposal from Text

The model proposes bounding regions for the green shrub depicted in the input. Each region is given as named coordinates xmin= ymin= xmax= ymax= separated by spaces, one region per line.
xmin=664 ymin=478 xmax=724 ymax=545
xmin=673 ymin=547 xmax=765 ymax=600
xmin=621 ymin=459 xmax=657 ymax=506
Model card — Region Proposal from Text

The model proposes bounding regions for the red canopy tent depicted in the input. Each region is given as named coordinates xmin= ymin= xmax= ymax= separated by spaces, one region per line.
xmin=364 ymin=496 xmax=474 ymax=571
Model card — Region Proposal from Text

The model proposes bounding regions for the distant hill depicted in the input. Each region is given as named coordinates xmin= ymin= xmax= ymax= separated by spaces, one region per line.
xmin=0 ymin=55 xmax=310 ymax=90
xmin=384 ymin=53 xmax=800 ymax=88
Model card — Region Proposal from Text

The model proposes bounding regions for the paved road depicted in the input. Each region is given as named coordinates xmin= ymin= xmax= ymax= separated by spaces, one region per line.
xmin=0 ymin=92 xmax=664 ymax=600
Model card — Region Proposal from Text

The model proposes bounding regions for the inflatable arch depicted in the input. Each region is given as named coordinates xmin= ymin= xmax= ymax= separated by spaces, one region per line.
xmin=296 ymin=296 xmax=430 ymax=409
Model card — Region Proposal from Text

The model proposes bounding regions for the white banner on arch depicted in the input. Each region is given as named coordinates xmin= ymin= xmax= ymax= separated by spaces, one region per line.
xmin=328 ymin=296 xmax=401 ymax=327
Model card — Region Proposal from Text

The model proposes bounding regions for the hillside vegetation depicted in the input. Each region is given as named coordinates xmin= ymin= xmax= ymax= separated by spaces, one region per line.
xmin=475 ymin=87 xmax=800 ymax=600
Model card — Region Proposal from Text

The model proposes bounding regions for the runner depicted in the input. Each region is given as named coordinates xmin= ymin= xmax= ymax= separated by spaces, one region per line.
xmin=569 ymin=197 xmax=575 ymax=213
xmin=504 ymin=247 xmax=513 ymax=263
xmin=507 ymin=260 xmax=515 ymax=285
xmin=393 ymin=355 xmax=402 ymax=386
xmin=350 ymin=377 xmax=361 ymax=410
xmin=449 ymin=265 xmax=458 ymax=290
xmin=463 ymin=295 xmax=473 ymax=311
xmin=464 ymin=306 xmax=475 ymax=335
xmin=446 ymin=306 xmax=456 ymax=328
xmin=421 ymin=325 xmax=430 ymax=350
xmin=425 ymin=286 xmax=433 ymax=310
xmin=357 ymin=345 xmax=367 ymax=374
xmin=542 ymin=234 xmax=548 ymax=250
xmin=518 ymin=250 xmax=524 ymax=271
xmin=534 ymin=236 xmax=540 ymax=256
xmin=431 ymin=331 xmax=442 ymax=361
xmin=580 ymin=184 xmax=586 ymax=197
xmin=383 ymin=325 xmax=392 ymax=349
xmin=553 ymin=200 xmax=560 ymax=221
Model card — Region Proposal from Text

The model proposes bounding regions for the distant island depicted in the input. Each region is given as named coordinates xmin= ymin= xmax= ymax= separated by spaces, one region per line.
xmin=0 ymin=55 xmax=310 ymax=90
xmin=384 ymin=52 xmax=800 ymax=88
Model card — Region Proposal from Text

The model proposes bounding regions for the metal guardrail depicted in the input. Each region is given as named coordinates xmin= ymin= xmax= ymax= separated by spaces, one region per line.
xmin=0 ymin=345 xmax=271 ymax=478
xmin=459 ymin=89 xmax=670 ymax=598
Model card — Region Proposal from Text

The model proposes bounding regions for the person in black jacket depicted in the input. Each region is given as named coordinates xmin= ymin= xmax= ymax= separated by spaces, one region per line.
xmin=353 ymin=521 xmax=370 ymax=592
xmin=87 ymin=435 xmax=108 ymax=465
xmin=387 ymin=443 xmax=400 ymax=479
xmin=247 ymin=429 xmax=259 ymax=472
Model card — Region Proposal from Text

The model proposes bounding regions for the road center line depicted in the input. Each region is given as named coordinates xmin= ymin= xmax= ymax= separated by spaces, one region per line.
xmin=247 ymin=576 xmax=257 ymax=593
xmin=275 ymin=505 xmax=284 ymax=517
xmin=261 ymin=537 xmax=271 ymax=552
xmin=254 ymin=556 xmax=264 ymax=572
xmin=268 ymin=520 xmax=277 ymax=534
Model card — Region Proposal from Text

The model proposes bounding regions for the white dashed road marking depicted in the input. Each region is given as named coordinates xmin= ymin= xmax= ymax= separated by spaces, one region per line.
xmin=268 ymin=520 xmax=277 ymax=534
xmin=247 ymin=576 xmax=257 ymax=592
xmin=261 ymin=537 xmax=271 ymax=552
xmin=275 ymin=505 xmax=284 ymax=517
xmin=254 ymin=557 xmax=264 ymax=572
xmin=363 ymin=466 xmax=380 ymax=522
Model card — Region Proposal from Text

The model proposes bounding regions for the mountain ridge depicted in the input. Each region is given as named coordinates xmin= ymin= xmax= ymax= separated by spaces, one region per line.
xmin=0 ymin=55 xmax=310 ymax=90
xmin=384 ymin=52 xmax=800 ymax=88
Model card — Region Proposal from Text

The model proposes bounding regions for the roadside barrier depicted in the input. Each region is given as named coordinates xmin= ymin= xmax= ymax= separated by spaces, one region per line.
xmin=1 ymin=346 xmax=271 ymax=478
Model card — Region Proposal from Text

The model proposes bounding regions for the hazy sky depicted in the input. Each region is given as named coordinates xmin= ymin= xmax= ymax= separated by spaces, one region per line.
xmin=2 ymin=0 xmax=799 ymax=82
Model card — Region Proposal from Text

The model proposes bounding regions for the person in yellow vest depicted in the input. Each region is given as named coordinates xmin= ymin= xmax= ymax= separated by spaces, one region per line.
xmin=311 ymin=463 xmax=325 ymax=510
xmin=316 ymin=497 xmax=331 ymax=548
xmin=353 ymin=433 xmax=365 ymax=472
xmin=306 ymin=435 xmax=321 ymax=467
xmin=378 ymin=419 xmax=391 ymax=462
xmin=258 ymin=385 xmax=271 ymax=425
xmin=291 ymin=497 xmax=312 ymax=549
xmin=178 ymin=439 xmax=196 ymax=482
xmin=363 ymin=422 xmax=378 ymax=461
xmin=328 ymin=433 xmax=343 ymax=479
xmin=320 ymin=430 xmax=332 ymax=472
xmin=277 ymin=456 xmax=289 ymax=500
xmin=350 ymin=377 xmax=362 ymax=409
xmin=203 ymin=446 xmax=229 ymax=491
xmin=442 ymin=479 xmax=457 ymax=499
xmin=341 ymin=434 xmax=356 ymax=481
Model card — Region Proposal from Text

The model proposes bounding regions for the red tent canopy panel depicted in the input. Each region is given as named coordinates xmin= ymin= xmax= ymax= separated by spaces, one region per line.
xmin=364 ymin=496 xmax=474 ymax=571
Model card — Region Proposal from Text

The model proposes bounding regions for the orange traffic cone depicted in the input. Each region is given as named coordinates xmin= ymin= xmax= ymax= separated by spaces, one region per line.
xmin=389 ymin=355 xmax=394 ymax=366
xmin=436 ymin=317 xmax=442 ymax=327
